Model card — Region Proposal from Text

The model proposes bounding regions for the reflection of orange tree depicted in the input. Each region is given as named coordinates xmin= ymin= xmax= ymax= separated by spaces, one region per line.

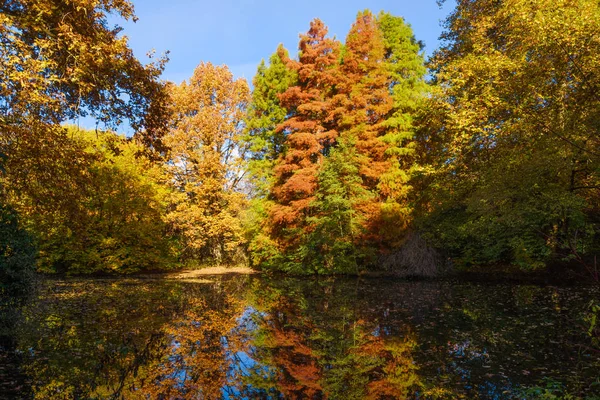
xmin=252 ymin=294 xmax=325 ymax=398
xmin=247 ymin=280 xmax=423 ymax=399
xmin=320 ymin=320 xmax=421 ymax=399
xmin=356 ymin=328 xmax=421 ymax=398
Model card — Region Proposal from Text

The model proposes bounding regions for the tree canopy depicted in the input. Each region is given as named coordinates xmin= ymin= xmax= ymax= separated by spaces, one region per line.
xmin=1 ymin=2 xmax=598 ymax=279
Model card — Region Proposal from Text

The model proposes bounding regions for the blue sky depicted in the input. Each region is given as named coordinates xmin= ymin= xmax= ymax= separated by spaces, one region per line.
xmin=116 ymin=0 xmax=456 ymax=84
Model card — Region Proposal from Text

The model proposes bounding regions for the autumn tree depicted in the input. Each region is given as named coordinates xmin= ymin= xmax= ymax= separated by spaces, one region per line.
xmin=298 ymin=10 xmax=393 ymax=272
xmin=298 ymin=11 xmax=427 ymax=272
xmin=165 ymin=62 xmax=250 ymax=265
xmin=256 ymin=13 xmax=430 ymax=273
xmin=0 ymin=0 xmax=167 ymax=136
xmin=337 ymin=10 xmax=393 ymax=188
xmin=333 ymin=10 xmax=396 ymax=249
xmin=4 ymin=127 xmax=174 ymax=274
xmin=268 ymin=19 xmax=342 ymax=256
xmin=0 ymin=0 xmax=169 ymax=175
xmin=0 ymin=0 xmax=170 ymax=278
xmin=421 ymin=0 xmax=600 ymax=270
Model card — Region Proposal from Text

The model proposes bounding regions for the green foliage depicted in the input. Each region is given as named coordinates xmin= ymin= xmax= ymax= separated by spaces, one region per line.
xmin=377 ymin=11 xmax=428 ymax=151
xmin=5 ymin=127 xmax=175 ymax=274
xmin=244 ymin=46 xmax=297 ymax=196
xmin=377 ymin=12 xmax=428 ymax=209
xmin=242 ymin=47 xmax=295 ymax=270
xmin=297 ymin=136 xmax=374 ymax=274
xmin=418 ymin=0 xmax=600 ymax=271
xmin=242 ymin=198 xmax=284 ymax=270
xmin=585 ymin=300 xmax=600 ymax=349
xmin=0 ymin=201 xmax=36 ymax=297
xmin=518 ymin=378 xmax=577 ymax=400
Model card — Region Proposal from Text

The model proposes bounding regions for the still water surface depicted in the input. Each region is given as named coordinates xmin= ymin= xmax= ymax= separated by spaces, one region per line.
xmin=2 ymin=275 xmax=599 ymax=399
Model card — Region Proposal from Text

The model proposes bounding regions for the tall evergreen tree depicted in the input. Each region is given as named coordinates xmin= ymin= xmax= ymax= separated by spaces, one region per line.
xmin=261 ymin=12 xmax=430 ymax=272
xmin=243 ymin=45 xmax=296 ymax=268
xmin=376 ymin=12 xmax=429 ymax=244
xmin=244 ymin=45 xmax=297 ymax=196
xmin=338 ymin=10 xmax=393 ymax=190
xmin=334 ymin=10 xmax=397 ymax=248
xmin=302 ymin=135 xmax=373 ymax=273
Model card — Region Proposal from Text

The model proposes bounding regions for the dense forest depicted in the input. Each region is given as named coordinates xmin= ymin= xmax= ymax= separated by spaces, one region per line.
xmin=1 ymin=0 xmax=599 ymax=292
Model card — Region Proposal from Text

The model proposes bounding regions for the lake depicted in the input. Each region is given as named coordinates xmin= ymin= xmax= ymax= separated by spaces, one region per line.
xmin=1 ymin=275 xmax=599 ymax=399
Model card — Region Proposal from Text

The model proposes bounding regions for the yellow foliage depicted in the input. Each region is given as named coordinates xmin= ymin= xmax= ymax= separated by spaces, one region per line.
xmin=164 ymin=62 xmax=251 ymax=264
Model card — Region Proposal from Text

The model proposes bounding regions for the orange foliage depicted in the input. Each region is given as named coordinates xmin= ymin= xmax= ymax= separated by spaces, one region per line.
xmin=334 ymin=11 xmax=395 ymax=246
xmin=269 ymin=19 xmax=341 ymax=245
xmin=165 ymin=62 xmax=250 ymax=262
xmin=259 ymin=296 xmax=324 ymax=397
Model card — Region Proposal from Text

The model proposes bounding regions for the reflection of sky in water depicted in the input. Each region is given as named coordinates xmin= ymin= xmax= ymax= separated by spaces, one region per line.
xmin=166 ymin=306 xmax=276 ymax=398
xmin=223 ymin=306 xmax=278 ymax=399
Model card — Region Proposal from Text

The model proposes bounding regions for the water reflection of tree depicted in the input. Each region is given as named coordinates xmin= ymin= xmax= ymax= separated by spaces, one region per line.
xmin=248 ymin=292 xmax=324 ymax=398
xmin=16 ymin=280 xmax=176 ymax=399
xmin=15 ymin=278 xmax=253 ymax=399
xmin=244 ymin=278 xmax=423 ymax=399
xmin=137 ymin=295 xmax=248 ymax=399
xmin=13 ymin=277 xmax=598 ymax=398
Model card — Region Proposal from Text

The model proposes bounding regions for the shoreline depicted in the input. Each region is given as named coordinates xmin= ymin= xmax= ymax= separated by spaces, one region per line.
xmin=32 ymin=266 xmax=598 ymax=287
xmin=163 ymin=266 xmax=257 ymax=279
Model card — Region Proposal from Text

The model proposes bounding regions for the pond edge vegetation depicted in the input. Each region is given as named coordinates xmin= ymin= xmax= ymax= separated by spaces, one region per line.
xmin=1 ymin=0 xmax=599 ymax=298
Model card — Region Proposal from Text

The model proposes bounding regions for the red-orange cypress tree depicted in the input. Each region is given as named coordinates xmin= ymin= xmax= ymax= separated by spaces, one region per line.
xmin=335 ymin=10 xmax=394 ymax=246
xmin=337 ymin=11 xmax=393 ymax=178
xmin=269 ymin=19 xmax=341 ymax=249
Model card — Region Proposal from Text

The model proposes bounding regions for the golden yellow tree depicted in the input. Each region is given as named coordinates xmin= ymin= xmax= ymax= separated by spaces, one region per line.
xmin=0 ymin=0 xmax=169 ymax=276
xmin=165 ymin=62 xmax=250 ymax=264
xmin=422 ymin=0 xmax=600 ymax=269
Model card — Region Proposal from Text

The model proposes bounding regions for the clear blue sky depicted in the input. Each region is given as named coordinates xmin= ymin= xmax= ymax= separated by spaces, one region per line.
xmin=117 ymin=0 xmax=456 ymax=84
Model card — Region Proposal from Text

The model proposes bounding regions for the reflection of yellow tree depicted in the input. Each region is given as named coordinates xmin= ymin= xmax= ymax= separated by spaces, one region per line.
xmin=17 ymin=281 xmax=177 ymax=399
xmin=18 ymin=280 xmax=254 ymax=399
xmin=135 ymin=295 xmax=248 ymax=399
xmin=355 ymin=328 xmax=421 ymax=399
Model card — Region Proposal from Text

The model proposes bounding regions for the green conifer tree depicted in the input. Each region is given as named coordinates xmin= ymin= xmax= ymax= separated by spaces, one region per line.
xmin=376 ymin=12 xmax=429 ymax=244
xmin=301 ymin=135 xmax=374 ymax=273
xmin=243 ymin=45 xmax=296 ymax=268
xmin=244 ymin=45 xmax=297 ymax=196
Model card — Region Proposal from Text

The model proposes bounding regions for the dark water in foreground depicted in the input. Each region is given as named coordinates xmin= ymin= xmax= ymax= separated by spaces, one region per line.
xmin=1 ymin=276 xmax=599 ymax=399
